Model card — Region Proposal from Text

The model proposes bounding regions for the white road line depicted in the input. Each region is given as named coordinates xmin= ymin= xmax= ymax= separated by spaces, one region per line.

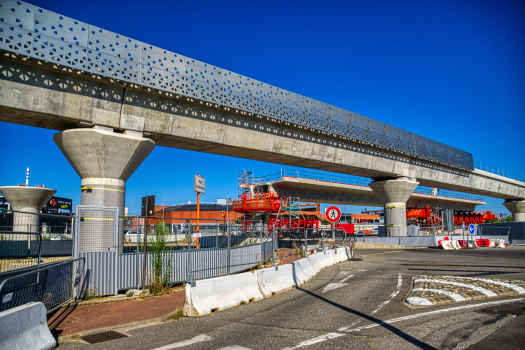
xmin=339 ymin=298 xmax=523 ymax=333
xmin=415 ymin=278 xmax=497 ymax=297
xmin=411 ymin=288 xmax=466 ymax=302
xmin=281 ymin=333 xmax=345 ymax=350
xmin=216 ymin=347 xmax=252 ymax=350
xmin=150 ymin=334 xmax=212 ymax=350
xmin=370 ymin=273 xmax=402 ymax=315
xmin=442 ymin=276 xmax=525 ymax=294
xmin=340 ymin=274 xmax=354 ymax=283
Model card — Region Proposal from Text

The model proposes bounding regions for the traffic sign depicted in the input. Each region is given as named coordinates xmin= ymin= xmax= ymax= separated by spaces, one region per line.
xmin=468 ymin=224 xmax=475 ymax=235
xmin=325 ymin=206 xmax=341 ymax=223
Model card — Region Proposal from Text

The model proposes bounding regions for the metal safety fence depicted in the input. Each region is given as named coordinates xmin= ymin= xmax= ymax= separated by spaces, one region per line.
xmin=0 ymin=210 xmax=74 ymax=272
xmin=0 ymin=257 xmax=85 ymax=313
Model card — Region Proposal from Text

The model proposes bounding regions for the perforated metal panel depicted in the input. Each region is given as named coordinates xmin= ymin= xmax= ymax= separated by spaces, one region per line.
xmin=0 ymin=1 xmax=474 ymax=170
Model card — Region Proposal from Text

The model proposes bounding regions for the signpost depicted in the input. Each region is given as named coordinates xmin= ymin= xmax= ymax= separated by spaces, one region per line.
xmin=195 ymin=175 xmax=205 ymax=249
xmin=326 ymin=206 xmax=341 ymax=248
xmin=468 ymin=223 xmax=475 ymax=248
xmin=141 ymin=195 xmax=155 ymax=290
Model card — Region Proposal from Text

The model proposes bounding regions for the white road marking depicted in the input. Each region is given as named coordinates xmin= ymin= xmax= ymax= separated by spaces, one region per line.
xmin=370 ymin=273 xmax=402 ymax=315
xmin=442 ymin=276 xmax=525 ymax=294
xmin=339 ymin=298 xmax=523 ymax=332
xmin=340 ymin=274 xmax=354 ymax=283
xmin=150 ymin=334 xmax=212 ymax=350
xmin=411 ymin=288 xmax=466 ymax=302
xmin=406 ymin=296 xmax=432 ymax=305
xmin=415 ymin=278 xmax=497 ymax=297
xmin=322 ymin=283 xmax=348 ymax=293
xmin=281 ymin=333 xmax=345 ymax=349
xmin=216 ymin=347 xmax=252 ymax=350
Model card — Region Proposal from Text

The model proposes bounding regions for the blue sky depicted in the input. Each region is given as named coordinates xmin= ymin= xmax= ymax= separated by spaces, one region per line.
xmin=0 ymin=0 xmax=524 ymax=216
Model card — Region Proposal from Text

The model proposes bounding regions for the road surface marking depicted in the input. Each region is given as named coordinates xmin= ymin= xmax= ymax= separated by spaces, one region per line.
xmin=281 ymin=333 xmax=345 ymax=349
xmin=411 ymin=288 xmax=466 ymax=302
xmin=339 ymin=298 xmax=523 ymax=332
xmin=216 ymin=347 xmax=252 ymax=350
xmin=441 ymin=276 xmax=525 ymax=294
xmin=322 ymin=283 xmax=348 ymax=293
xmin=415 ymin=278 xmax=497 ymax=297
xmin=150 ymin=334 xmax=212 ymax=349
xmin=340 ymin=274 xmax=354 ymax=283
xmin=370 ymin=273 xmax=402 ymax=315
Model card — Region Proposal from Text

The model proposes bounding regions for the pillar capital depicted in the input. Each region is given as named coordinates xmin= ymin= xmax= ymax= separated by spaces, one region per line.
xmin=369 ymin=177 xmax=419 ymax=237
xmin=53 ymin=128 xmax=155 ymax=181
xmin=503 ymin=200 xmax=525 ymax=222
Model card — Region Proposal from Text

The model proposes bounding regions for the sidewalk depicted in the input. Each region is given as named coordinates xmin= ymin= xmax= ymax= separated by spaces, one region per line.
xmin=48 ymin=291 xmax=185 ymax=337
xmin=48 ymin=248 xmax=304 ymax=337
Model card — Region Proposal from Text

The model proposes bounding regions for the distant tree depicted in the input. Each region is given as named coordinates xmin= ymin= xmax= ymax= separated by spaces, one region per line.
xmin=505 ymin=215 xmax=513 ymax=222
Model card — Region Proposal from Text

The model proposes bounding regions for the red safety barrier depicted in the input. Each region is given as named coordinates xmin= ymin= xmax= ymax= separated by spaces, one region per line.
xmin=443 ymin=237 xmax=450 ymax=241
xmin=476 ymin=239 xmax=490 ymax=247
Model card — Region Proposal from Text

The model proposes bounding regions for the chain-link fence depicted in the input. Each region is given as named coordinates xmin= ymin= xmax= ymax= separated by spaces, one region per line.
xmin=0 ymin=210 xmax=74 ymax=272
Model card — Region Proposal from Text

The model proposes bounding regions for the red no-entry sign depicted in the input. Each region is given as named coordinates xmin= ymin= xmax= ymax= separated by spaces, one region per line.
xmin=325 ymin=206 xmax=341 ymax=223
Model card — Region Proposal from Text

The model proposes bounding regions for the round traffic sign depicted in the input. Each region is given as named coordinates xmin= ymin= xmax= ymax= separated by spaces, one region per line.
xmin=468 ymin=224 xmax=475 ymax=235
xmin=325 ymin=206 xmax=341 ymax=223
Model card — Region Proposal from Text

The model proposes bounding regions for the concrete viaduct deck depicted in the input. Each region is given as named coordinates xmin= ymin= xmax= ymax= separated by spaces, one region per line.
xmin=241 ymin=176 xmax=485 ymax=211
xmin=0 ymin=1 xmax=523 ymax=241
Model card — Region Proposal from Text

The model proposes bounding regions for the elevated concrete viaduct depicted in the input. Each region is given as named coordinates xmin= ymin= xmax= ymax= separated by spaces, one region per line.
xmin=243 ymin=176 xmax=485 ymax=211
xmin=0 ymin=1 xmax=524 ymax=240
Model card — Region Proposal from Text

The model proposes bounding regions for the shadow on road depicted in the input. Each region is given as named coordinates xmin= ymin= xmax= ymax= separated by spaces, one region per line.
xmin=296 ymin=286 xmax=438 ymax=350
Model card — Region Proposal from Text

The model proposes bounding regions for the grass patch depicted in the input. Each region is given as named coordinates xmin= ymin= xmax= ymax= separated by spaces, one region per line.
xmin=162 ymin=308 xmax=184 ymax=322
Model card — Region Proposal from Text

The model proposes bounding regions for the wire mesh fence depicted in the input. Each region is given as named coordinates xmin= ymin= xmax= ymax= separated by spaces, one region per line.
xmin=0 ymin=210 xmax=74 ymax=272
xmin=0 ymin=257 xmax=85 ymax=313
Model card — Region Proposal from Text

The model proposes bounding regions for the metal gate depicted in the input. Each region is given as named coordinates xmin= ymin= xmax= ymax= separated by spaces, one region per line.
xmin=74 ymin=206 xmax=118 ymax=296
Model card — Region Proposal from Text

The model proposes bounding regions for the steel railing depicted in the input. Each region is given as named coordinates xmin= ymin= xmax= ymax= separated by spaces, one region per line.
xmin=474 ymin=162 xmax=524 ymax=182
xmin=241 ymin=168 xmax=484 ymax=201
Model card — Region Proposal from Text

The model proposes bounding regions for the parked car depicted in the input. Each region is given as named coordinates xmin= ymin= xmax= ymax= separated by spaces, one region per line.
xmin=124 ymin=231 xmax=143 ymax=243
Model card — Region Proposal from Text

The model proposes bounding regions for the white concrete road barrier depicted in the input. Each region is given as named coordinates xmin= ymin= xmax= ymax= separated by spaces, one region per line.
xmin=0 ymin=302 xmax=56 ymax=350
xmin=309 ymin=253 xmax=322 ymax=275
xmin=292 ymin=257 xmax=314 ymax=285
xmin=256 ymin=264 xmax=296 ymax=297
xmin=496 ymin=239 xmax=507 ymax=248
xmin=185 ymin=272 xmax=263 ymax=316
xmin=333 ymin=247 xmax=349 ymax=263
xmin=441 ymin=241 xmax=454 ymax=250
xmin=450 ymin=241 xmax=462 ymax=250
xmin=467 ymin=240 xmax=478 ymax=248
xmin=489 ymin=239 xmax=496 ymax=248
xmin=318 ymin=250 xmax=337 ymax=268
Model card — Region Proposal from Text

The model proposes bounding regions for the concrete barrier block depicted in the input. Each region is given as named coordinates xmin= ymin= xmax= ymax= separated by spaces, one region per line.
xmin=334 ymin=247 xmax=348 ymax=263
xmin=256 ymin=264 xmax=297 ymax=297
xmin=0 ymin=302 xmax=56 ymax=350
xmin=441 ymin=241 xmax=454 ymax=250
xmin=292 ymin=257 xmax=314 ymax=285
xmin=309 ymin=253 xmax=322 ymax=275
xmin=185 ymin=272 xmax=263 ymax=316
xmin=318 ymin=250 xmax=337 ymax=268
xmin=489 ymin=239 xmax=496 ymax=248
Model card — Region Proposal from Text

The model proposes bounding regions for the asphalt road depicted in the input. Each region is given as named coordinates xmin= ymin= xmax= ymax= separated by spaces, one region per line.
xmin=59 ymin=246 xmax=525 ymax=350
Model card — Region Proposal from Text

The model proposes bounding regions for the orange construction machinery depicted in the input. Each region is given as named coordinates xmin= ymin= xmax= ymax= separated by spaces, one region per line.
xmin=232 ymin=191 xmax=321 ymax=231
xmin=405 ymin=205 xmax=498 ymax=225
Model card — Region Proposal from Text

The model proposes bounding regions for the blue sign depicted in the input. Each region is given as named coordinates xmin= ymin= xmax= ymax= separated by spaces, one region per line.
xmin=468 ymin=224 xmax=475 ymax=235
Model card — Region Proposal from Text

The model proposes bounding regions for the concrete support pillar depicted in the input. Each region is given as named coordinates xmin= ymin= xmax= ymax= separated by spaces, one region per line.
xmin=503 ymin=200 xmax=525 ymax=222
xmin=0 ymin=186 xmax=56 ymax=233
xmin=54 ymin=128 xmax=155 ymax=253
xmin=369 ymin=177 xmax=419 ymax=237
